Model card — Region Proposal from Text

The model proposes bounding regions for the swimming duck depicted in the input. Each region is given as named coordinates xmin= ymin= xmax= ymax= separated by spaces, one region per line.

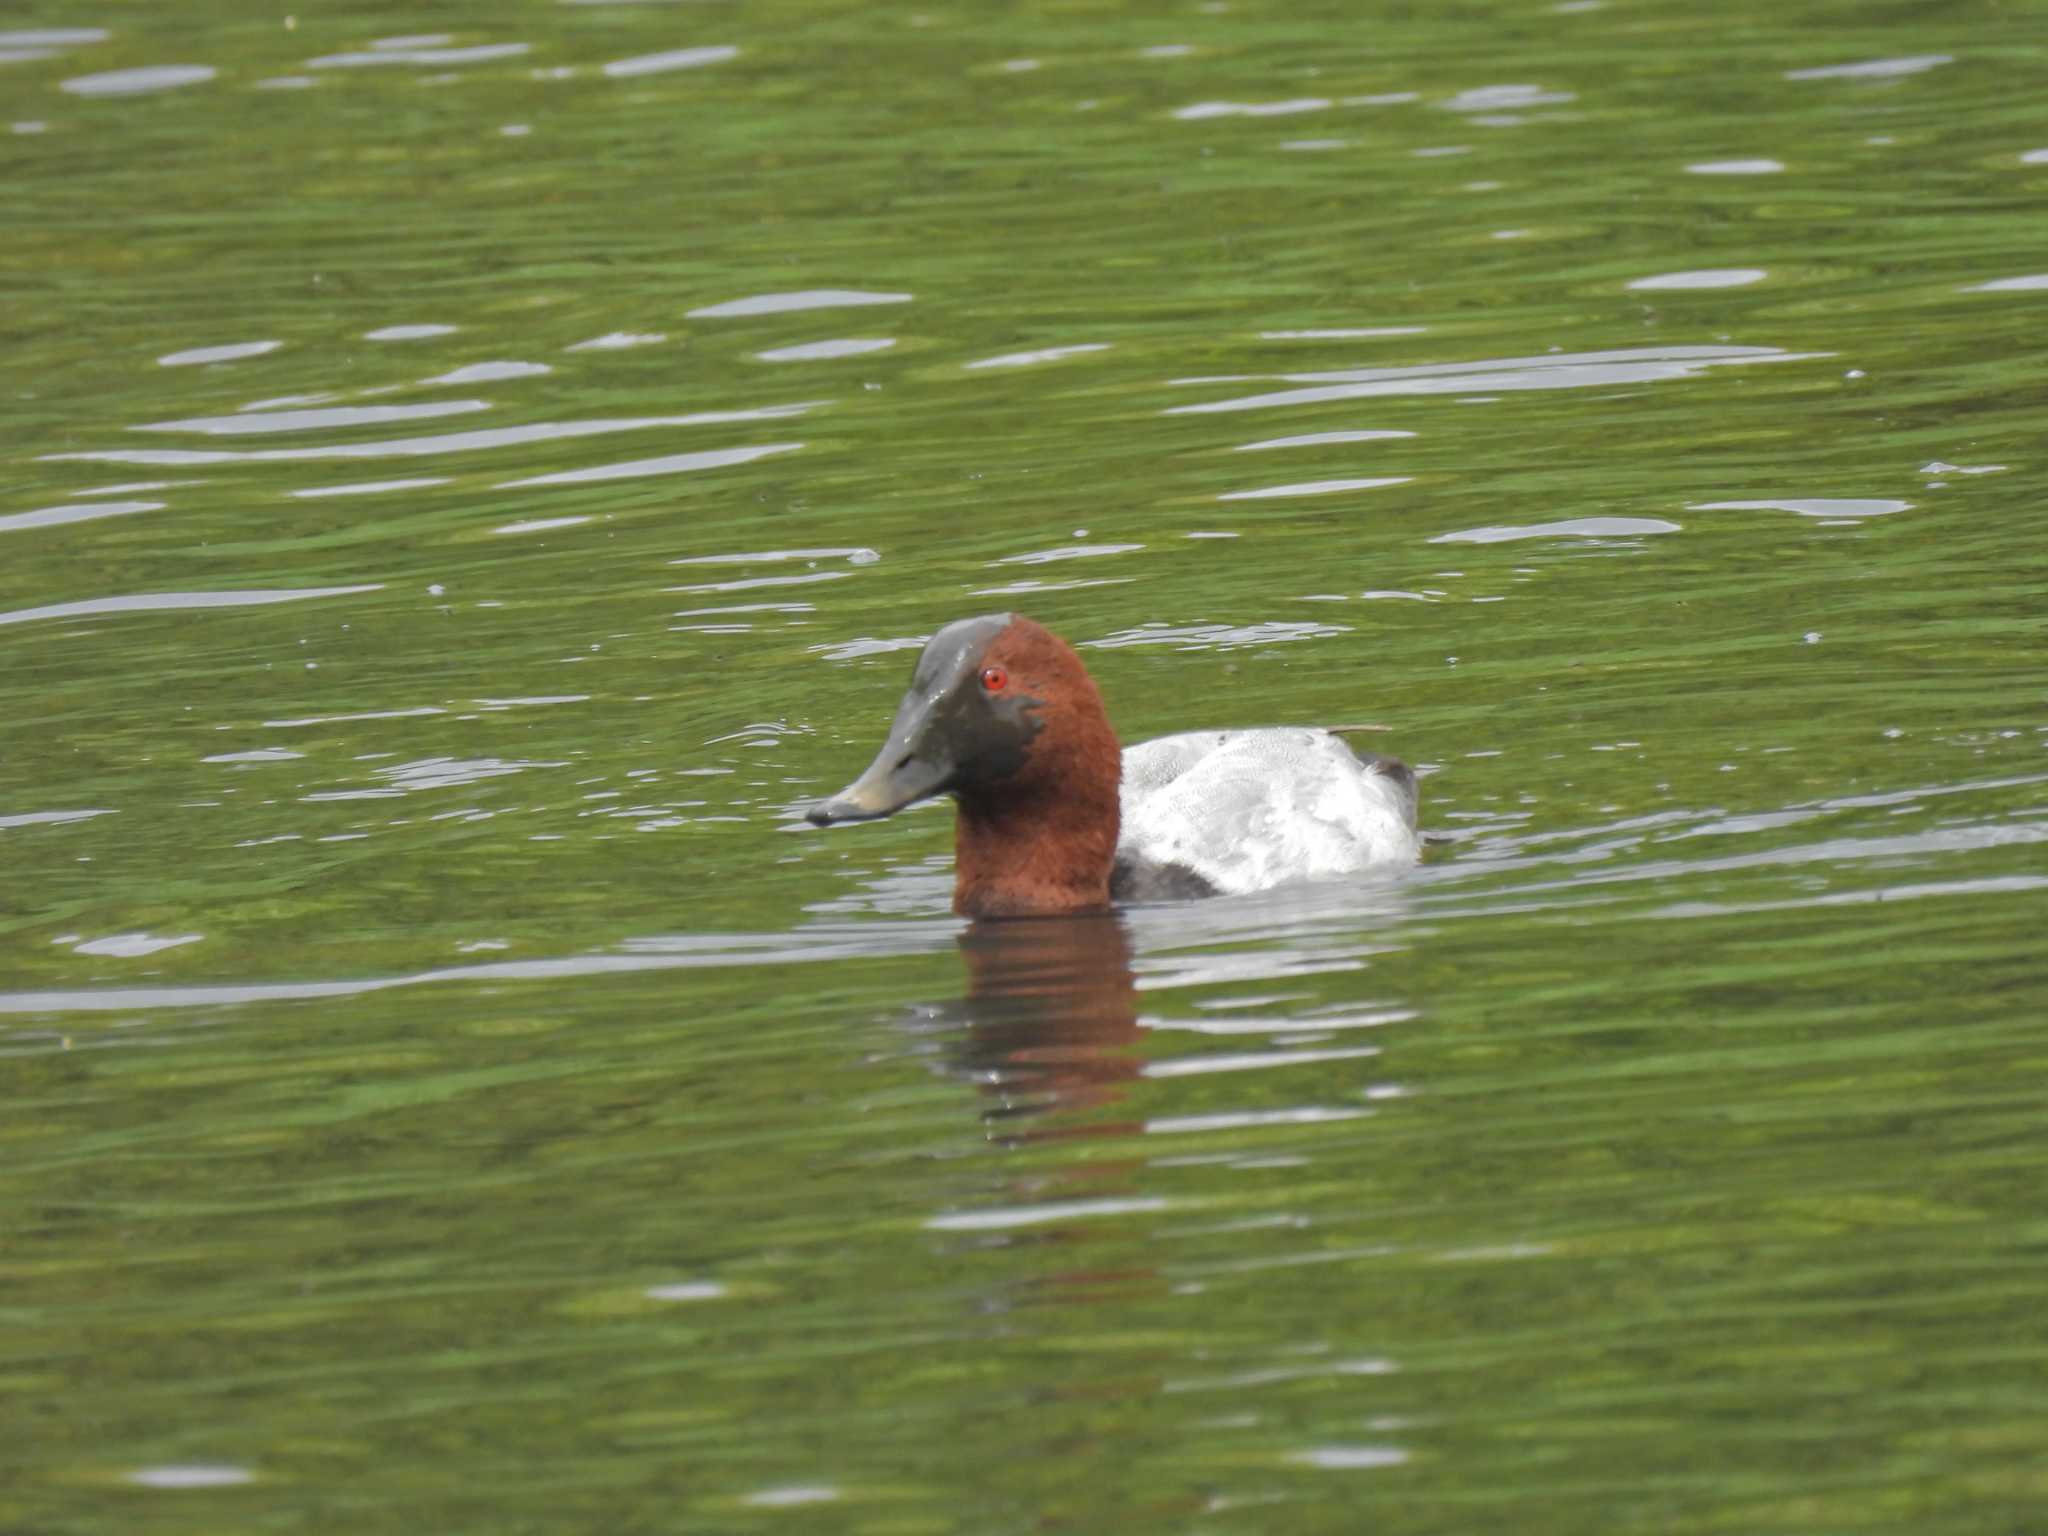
xmin=806 ymin=613 xmax=1420 ymax=918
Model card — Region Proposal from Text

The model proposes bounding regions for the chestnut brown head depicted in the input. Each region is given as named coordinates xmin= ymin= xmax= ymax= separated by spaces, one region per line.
xmin=807 ymin=614 xmax=1124 ymax=916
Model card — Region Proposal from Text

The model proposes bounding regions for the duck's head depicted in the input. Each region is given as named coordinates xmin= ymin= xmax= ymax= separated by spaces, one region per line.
xmin=806 ymin=613 xmax=1122 ymax=916
xmin=807 ymin=613 xmax=1098 ymax=824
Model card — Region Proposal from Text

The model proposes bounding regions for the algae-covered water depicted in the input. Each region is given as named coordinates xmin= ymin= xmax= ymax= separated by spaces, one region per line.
xmin=5 ymin=2 xmax=2047 ymax=1530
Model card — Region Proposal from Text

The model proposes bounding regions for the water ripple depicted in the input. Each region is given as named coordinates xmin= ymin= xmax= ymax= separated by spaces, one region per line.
xmin=1175 ymin=98 xmax=1331 ymax=120
xmin=309 ymin=43 xmax=530 ymax=69
xmin=603 ymin=46 xmax=737 ymax=77
xmin=0 ymin=585 xmax=383 ymax=628
xmin=756 ymin=338 xmax=895 ymax=362
xmin=965 ymin=343 xmax=1111 ymax=369
xmin=0 ymin=29 xmax=110 ymax=47
xmin=0 ymin=500 xmax=160 ymax=533
xmin=47 ymin=405 xmax=818 ymax=466
xmin=689 ymin=290 xmax=911 ymax=319
xmin=1785 ymin=55 xmax=1951 ymax=80
xmin=136 ymin=401 xmax=489 ymax=436
xmin=365 ymin=323 xmax=457 ymax=341
xmin=1087 ymin=621 xmax=1349 ymax=651
xmin=568 ymin=331 xmax=665 ymax=351
xmin=992 ymin=543 xmax=1143 ymax=565
xmin=1219 ymin=477 xmax=1409 ymax=500
xmin=500 ymin=441 xmax=801 ymax=487
xmin=158 ymin=340 xmax=280 ymax=367
xmin=0 ymin=809 xmax=115 ymax=830
xmin=427 ymin=361 xmax=550 ymax=384
xmin=290 ymin=477 xmax=447 ymax=499
xmin=1629 ymin=268 xmax=1767 ymax=290
xmin=671 ymin=547 xmax=878 ymax=567
xmin=1167 ymin=345 xmax=1822 ymax=414
xmin=1432 ymin=517 xmax=1680 ymax=544
xmin=1686 ymin=158 xmax=1784 ymax=174
xmin=126 ymin=1465 xmax=255 ymax=1489
xmin=62 ymin=65 xmax=216 ymax=97
xmin=1236 ymin=430 xmax=1416 ymax=451
xmin=1692 ymin=497 xmax=1910 ymax=520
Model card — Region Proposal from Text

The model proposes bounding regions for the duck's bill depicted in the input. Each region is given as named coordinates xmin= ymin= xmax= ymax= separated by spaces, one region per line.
xmin=804 ymin=731 xmax=955 ymax=826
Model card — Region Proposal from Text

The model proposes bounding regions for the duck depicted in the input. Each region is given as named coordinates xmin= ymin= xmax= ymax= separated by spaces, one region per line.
xmin=805 ymin=613 xmax=1420 ymax=918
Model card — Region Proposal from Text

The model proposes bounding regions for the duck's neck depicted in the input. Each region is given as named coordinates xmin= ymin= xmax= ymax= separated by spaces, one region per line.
xmin=952 ymin=745 xmax=1121 ymax=918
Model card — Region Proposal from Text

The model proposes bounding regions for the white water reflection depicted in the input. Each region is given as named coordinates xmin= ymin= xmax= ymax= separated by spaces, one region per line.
xmin=965 ymin=343 xmax=1111 ymax=369
xmin=807 ymin=635 xmax=926 ymax=661
xmin=137 ymin=401 xmax=488 ymax=435
xmin=1629 ymin=268 xmax=1767 ymax=290
xmin=0 ymin=925 xmax=962 ymax=1015
xmin=645 ymin=1281 xmax=728 ymax=1302
xmin=263 ymin=706 xmax=446 ymax=728
xmin=992 ymin=543 xmax=1143 ymax=565
xmin=0 ymin=500 xmax=159 ymax=533
xmin=1236 ymin=430 xmax=1415 ymax=451
xmin=48 ymin=405 xmax=817 ymax=466
xmin=669 ymin=571 xmax=850 ymax=595
xmin=756 ymin=338 xmax=895 ymax=362
xmin=1963 ymin=274 xmax=2048 ymax=293
xmin=1432 ymin=517 xmax=1679 ymax=543
xmin=1261 ymin=328 xmax=1426 ymax=340
xmin=0 ymin=584 xmax=383 ymax=628
xmin=569 ymin=331 xmax=665 ymax=351
xmin=1219 ymin=477 xmax=1409 ymax=500
xmin=1147 ymin=1106 xmax=1369 ymax=1134
xmin=158 ymin=340 xmax=280 ymax=367
xmin=500 ymin=441 xmax=801 ymax=487
xmin=1785 ymin=55 xmax=1951 ymax=80
xmin=126 ymin=1464 xmax=255 ymax=1489
xmin=1166 ymin=344 xmax=1822 ymax=414
xmin=1289 ymin=1446 xmax=1410 ymax=1470
xmin=0 ymin=809 xmax=114 ymax=829
xmin=66 ymin=933 xmax=203 ymax=958
xmin=1692 ymin=497 xmax=1910 ymax=519
xmin=364 ymin=323 xmax=457 ymax=341
xmin=309 ymin=42 xmax=530 ymax=68
xmin=1145 ymin=1044 xmax=1379 ymax=1078
xmin=1686 ymin=158 xmax=1784 ymax=174
xmin=494 ymin=515 xmax=591 ymax=534
xmin=377 ymin=757 xmax=566 ymax=792
xmin=0 ymin=29 xmax=110 ymax=46
xmin=742 ymin=1486 xmax=841 ymax=1508
xmin=603 ymin=46 xmax=737 ymax=76
xmin=1438 ymin=83 xmax=1574 ymax=111
xmin=1088 ymin=621 xmax=1349 ymax=650
xmin=428 ymin=361 xmax=550 ymax=384
xmin=925 ymin=1196 xmax=1169 ymax=1231
xmin=671 ymin=547 xmax=877 ymax=566
xmin=291 ymin=477 xmax=447 ymax=499
xmin=1175 ymin=98 xmax=1330 ymax=120
xmin=62 ymin=65 xmax=216 ymax=96
xmin=689 ymin=290 xmax=911 ymax=318
xmin=972 ymin=576 xmax=1132 ymax=597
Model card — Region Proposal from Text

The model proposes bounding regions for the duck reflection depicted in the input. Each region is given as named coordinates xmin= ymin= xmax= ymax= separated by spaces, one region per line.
xmin=948 ymin=912 xmax=1143 ymax=1141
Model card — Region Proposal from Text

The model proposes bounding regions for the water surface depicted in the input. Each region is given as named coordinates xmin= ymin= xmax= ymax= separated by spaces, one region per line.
xmin=5 ymin=0 xmax=2047 ymax=1530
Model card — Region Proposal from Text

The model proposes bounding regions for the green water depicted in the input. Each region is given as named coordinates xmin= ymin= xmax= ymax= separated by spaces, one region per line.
xmin=5 ymin=0 xmax=2047 ymax=1529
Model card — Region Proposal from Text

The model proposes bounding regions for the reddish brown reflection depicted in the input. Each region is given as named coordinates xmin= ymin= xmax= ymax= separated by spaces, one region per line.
xmin=952 ymin=913 xmax=1143 ymax=1140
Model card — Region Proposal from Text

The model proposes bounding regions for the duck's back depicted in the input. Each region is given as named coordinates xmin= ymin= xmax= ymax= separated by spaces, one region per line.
xmin=1112 ymin=728 xmax=1419 ymax=900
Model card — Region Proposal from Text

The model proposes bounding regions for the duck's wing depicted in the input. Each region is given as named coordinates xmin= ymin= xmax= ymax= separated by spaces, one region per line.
xmin=1118 ymin=729 xmax=1420 ymax=896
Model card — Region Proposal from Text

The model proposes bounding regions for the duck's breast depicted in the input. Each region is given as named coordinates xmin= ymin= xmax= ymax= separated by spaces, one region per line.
xmin=1116 ymin=728 xmax=1418 ymax=896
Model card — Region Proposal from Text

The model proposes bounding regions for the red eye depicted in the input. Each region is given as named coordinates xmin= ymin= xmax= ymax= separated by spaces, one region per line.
xmin=980 ymin=665 xmax=1008 ymax=692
